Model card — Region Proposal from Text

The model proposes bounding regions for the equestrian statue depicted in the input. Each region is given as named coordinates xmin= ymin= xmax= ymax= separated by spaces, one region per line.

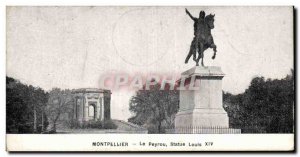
xmin=184 ymin=9 xmax=217 ymax=66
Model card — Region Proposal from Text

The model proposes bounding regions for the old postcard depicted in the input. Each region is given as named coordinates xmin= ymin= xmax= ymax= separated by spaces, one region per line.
xmin=6 ymin=6 xmax=294 ymax=151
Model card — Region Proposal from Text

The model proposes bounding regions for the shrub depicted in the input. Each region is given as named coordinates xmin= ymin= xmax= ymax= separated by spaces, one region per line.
xmin=102 ymin=120 xmax=118 ymax=129
xmin=69 ymin=120 xmax=117 ymax=129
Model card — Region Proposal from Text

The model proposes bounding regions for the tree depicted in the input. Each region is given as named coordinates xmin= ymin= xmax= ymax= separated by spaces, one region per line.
xmin=128 ymin=83 xmax=179 ymax=133
xmin=6 ymin=76 xmax=48 ymax=133
xmin=223 ymin=92 xmax=243 ymax=129
xmin=224 ymin=69 xmax=294 ymax=133
xmin=45 ymin=88 xmax=74 ymax=132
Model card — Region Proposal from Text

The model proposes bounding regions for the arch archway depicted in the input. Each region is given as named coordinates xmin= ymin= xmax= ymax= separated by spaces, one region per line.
xmin=88 ymin=103 xmax=96 ymax=120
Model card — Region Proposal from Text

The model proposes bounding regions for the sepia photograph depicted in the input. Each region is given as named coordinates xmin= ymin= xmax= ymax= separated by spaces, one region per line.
xmin=5 ymin=6 xmax=294 ymax=151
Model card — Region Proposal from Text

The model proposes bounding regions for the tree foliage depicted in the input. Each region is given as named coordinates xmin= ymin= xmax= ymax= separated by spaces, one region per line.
xmin=45 ymin=88 xmax=74 ymax=132
xmin=128 ymin=83 xmax=179 ymax=133
xmin=224 ymin=70 xmax=294 ymax=133
xmin=6 ymin=76 xmax=49 ymax=133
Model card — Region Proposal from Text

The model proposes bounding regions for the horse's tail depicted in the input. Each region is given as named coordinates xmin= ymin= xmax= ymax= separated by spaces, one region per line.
xmin=212 ymin=51 xmax=216 ymax=59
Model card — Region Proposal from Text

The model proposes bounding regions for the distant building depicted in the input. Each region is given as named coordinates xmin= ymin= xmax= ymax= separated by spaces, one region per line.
xmin=72 ymin=88 xmax=111 ymax=122
xmin=52 ymin=88 xmax=147 ymax=133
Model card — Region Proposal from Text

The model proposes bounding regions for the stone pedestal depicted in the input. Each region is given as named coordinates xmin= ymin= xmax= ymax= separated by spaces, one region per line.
xmin=175 ymin=66 xmax=231 ymax=133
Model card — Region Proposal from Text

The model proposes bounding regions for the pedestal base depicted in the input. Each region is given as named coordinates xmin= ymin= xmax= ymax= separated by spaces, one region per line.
xmin=175 ymin=108 xmax=229 ymax=128
xmin=174 ymin=66 xmax=238 ymax=134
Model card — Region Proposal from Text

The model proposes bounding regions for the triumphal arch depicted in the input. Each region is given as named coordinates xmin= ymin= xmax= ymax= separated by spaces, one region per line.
xmin=72 ymin=88 xmax=111 ymax=122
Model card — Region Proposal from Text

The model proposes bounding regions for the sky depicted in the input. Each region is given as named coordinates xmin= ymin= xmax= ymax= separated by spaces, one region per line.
xmin=6 ymin=6 xmax=293 ymax=121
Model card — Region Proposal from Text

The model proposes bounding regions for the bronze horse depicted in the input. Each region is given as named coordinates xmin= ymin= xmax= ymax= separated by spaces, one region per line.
xmin=185 ymin=9 xmax=217 ymax=66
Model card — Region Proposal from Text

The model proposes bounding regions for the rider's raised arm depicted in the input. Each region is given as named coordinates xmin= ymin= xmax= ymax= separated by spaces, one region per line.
xmin=185 ymin=8 xmax=197 ymax=21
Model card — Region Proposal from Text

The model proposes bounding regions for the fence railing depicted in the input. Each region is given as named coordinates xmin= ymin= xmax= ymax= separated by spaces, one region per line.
xmin=165 ymin=126 xmax=241 ymax=134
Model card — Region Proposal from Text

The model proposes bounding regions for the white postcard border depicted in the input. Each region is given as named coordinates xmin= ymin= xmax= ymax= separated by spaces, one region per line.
xmin=6 ymin=134 xmax=294 ymax=151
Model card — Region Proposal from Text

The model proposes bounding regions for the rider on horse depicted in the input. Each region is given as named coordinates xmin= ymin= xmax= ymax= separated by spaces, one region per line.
xmin=184 ymin=9 xmax=205 ymax=64
xmin=184 ymin=9 xmax=217 ymax=66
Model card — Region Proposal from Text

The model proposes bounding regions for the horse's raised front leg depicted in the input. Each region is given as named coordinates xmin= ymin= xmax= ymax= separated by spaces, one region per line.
xmin=211 ymin=44 xmax=217 ymax=59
